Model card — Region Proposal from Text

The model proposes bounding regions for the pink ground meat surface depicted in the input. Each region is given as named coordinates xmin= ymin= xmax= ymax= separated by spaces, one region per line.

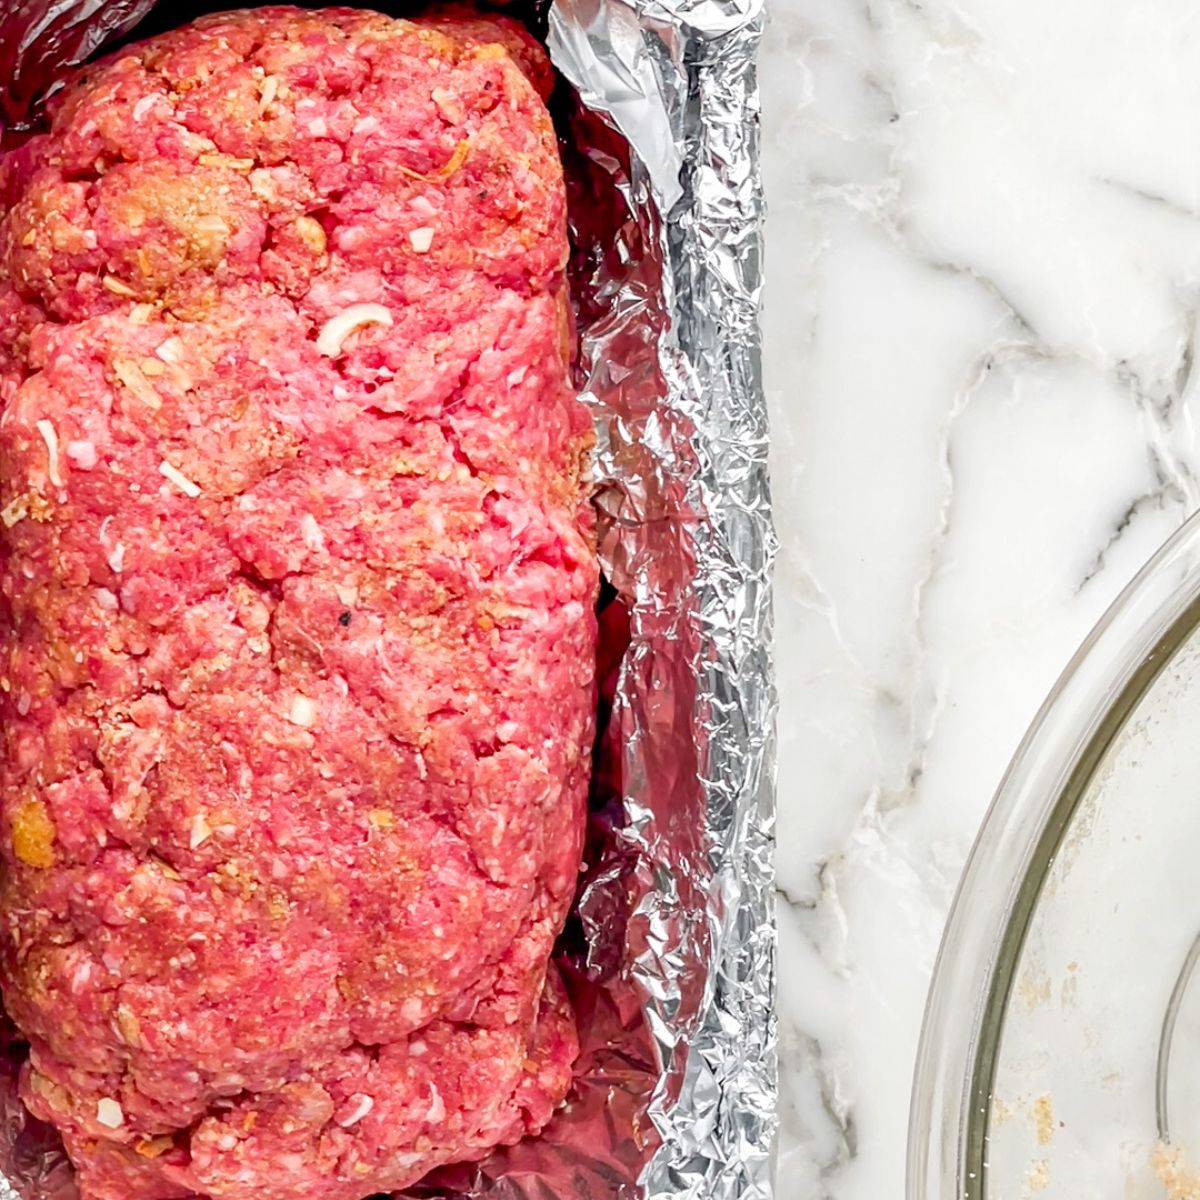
xmin=0 ymin=8 xmax=597 ymax=1198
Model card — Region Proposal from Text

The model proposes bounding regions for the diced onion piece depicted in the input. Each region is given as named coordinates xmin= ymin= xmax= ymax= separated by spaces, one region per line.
xmin=426 ymin=1084 xmax=445 ymax=1123
xmin=288 ymin=696 xmax=317 ymax=727
xmin=155 ymin=337 xmax=184 ymax=364
xmin=259 ymin=75 xmax=279 ymax=111
xmin=35 ymin=420 xmax=62 ymax=487
xmin=190 ymin=813 xmax=212 ymax=849
xmin=294 ymin=217 xmax=327 ymax=256
xmin=102 ymin=276 xmax=137 ymax=297
xmin=114 ymin=359 xmax=162 ymax=410
xmin=1 ymin=496 xmax=29 ymax=528
xmin=67 ymin=441 xmax=97 ymax=471
xmin=159 ymin=461 xmax=202 ymax=498
xmin=316 ymin=304 xmax=393 ymax=359
xmin=300 ymin=513 xmax=325 ymax=551
xmin=192 ymin=214 xmax=231 ymax=256
xmin=408 ymin=227 xmax=434 ymax=253
xmin=132 ymin=95 xmax=158 ymax=122
xmin=431 ymin=88 xmax=465 ymax=123
xmin=96 ymin=1098 xmax=124 ymax=1129
xmin=108 ymin=543 xmax=126 ymax=574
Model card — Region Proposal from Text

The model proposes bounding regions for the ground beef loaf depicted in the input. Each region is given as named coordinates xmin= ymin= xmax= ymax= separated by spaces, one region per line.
xmin=0 ymin=8 xmax=597 ymax=1198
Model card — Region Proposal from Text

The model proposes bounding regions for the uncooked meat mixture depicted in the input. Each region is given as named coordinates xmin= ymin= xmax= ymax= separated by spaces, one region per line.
xmin=0 ymin=7 xmax=597 ymax=1198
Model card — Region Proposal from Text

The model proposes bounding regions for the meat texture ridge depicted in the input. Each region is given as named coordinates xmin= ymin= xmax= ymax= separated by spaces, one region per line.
xmin=0 ymin=7 xmax=597 ymax=1199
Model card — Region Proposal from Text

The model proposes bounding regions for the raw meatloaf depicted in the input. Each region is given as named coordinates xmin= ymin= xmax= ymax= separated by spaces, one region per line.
xmin=0 ymin=7 xmax=597 ymax=1199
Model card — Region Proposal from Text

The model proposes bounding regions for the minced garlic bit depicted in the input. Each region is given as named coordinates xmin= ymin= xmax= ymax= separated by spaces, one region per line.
xmin=35 ymin=420 xmax=62 ymax=487
xmin=96 ymin=1098 xmax=124 ymax=1129
xmin=190 ymin=812 xmax=212 ymax=849
xmin=159 ymin=461 xmax=202 ymax=498
xmin=408 ymin=227 xmax=435 ymax=253
xmin=288 ymin=695 xmax=318 ymax=728
xmin=316 ymin=304 xmax=393 ymax=358
xmin=1 ymin=495 xmax=29 ymax=528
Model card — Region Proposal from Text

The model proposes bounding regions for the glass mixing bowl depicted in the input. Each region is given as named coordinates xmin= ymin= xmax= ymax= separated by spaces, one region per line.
xmin=908 ymin=509 xmax=1200 ymax=1200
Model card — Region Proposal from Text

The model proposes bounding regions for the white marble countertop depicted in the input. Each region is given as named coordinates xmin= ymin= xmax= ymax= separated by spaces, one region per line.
xmin=762 ymin=1 xmax=1200 ymax=1194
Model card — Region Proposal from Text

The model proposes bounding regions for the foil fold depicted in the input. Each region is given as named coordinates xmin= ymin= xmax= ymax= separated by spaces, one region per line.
xmin=548 ymin=1 xmax=775 ymax=1197
xmin=0 ymin=0 xmax=775 ymax=1195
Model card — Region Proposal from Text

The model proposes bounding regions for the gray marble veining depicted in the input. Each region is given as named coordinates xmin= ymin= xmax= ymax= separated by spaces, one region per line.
xmin=764 ymin=1 xmax=1200 ymax=1195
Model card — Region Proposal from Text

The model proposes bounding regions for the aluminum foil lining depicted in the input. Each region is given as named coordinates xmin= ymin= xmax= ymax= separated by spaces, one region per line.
xmin=0 ymin=0 xmax=776 ymax=1197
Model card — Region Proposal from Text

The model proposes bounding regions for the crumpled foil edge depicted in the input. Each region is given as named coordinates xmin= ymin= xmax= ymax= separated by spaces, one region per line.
xmin=549 ymin=0 xmax=778 ymax=1195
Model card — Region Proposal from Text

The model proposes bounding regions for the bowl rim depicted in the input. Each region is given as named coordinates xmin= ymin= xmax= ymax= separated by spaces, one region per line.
xmin=906 ymin=507 xmax=1200 ymax=1200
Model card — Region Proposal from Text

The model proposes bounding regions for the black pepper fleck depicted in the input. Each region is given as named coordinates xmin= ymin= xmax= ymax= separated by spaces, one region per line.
xmin=338 ymin=611 xmax=352 ymax=627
